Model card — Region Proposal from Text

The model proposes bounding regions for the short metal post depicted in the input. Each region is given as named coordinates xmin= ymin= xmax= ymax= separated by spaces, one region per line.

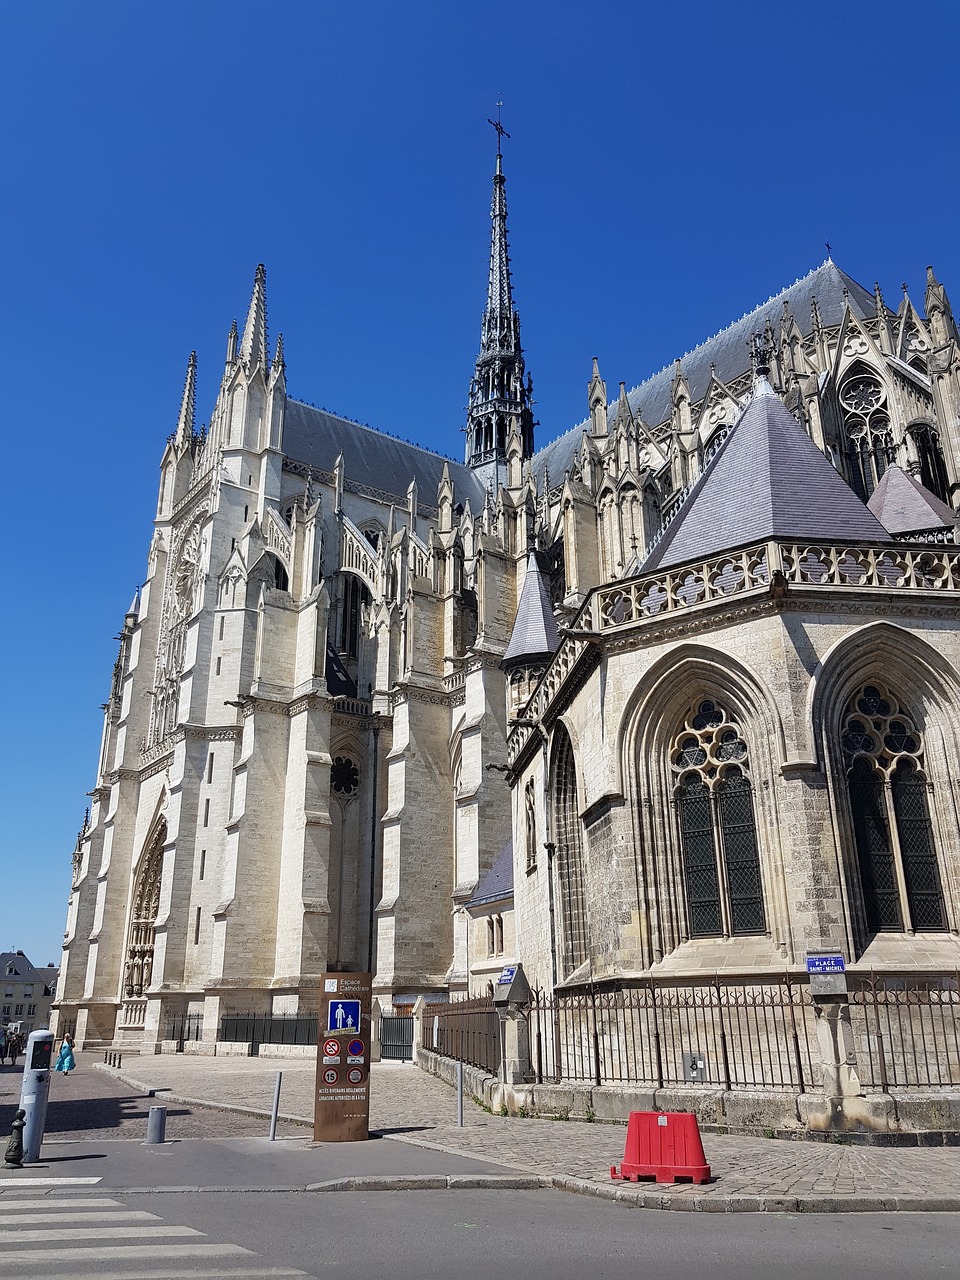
xmin=268 ymin=1071 xmax=283 ymax=1141
xmin=144 ymin=1105 xmax=167 ymax=1145
xmin=456 ymin=1060 xmax=464 ymax=1127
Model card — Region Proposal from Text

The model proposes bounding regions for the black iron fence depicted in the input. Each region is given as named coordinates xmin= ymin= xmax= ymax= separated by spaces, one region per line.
xmin=420 ymin=973 xmax=960 ymax=1096
xmin=219 ymin=1013 xmax=318 ymax=1050
xmin=850 ymin=972 xmax=960 ymax=1091
xmin=421 ymin=996 xmax=501 ymax=1074
xmin=530 ymin=978 xmax=818 ymax=1091
xmin=165 ymin=1012 xmax=203 ymax=1046
xmin=380 ymin=1014 xmax=414 ymax=1062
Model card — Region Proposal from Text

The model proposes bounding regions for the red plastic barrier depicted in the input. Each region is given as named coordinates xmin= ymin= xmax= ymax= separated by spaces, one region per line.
xmin=610 ymin=1110 xmax=711 ymax=1185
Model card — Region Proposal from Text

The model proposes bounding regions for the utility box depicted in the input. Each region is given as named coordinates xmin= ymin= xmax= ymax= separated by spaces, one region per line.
xmin=682 ymin=1050 xmax=708 ymax=1082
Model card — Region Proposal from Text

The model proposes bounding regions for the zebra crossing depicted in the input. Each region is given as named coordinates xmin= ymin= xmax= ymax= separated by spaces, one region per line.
xmin=0 ymin=1192 xmax=310 ymax=1278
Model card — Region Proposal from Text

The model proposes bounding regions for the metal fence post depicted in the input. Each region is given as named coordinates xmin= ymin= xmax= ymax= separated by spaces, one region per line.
xmin=268 ymin=1071 xmax=282 ymax=1141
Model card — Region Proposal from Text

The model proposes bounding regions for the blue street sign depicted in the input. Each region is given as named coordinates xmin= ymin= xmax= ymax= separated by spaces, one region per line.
xmin=806 ymin=954 xmax=845 ymax=974
xmin=327 ymin=999 xmax=362 ymax=1033
xmin=497 ymin=965 xmax=517 ymax=985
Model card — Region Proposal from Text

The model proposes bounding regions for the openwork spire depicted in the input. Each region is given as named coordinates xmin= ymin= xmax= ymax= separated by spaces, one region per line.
xmin=465 ymin=120 xmax=535 ymax=472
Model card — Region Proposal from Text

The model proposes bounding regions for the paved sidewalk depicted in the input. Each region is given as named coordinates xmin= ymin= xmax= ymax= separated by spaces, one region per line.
xmin=91 ymin=1052 xmax=960 ymax=1212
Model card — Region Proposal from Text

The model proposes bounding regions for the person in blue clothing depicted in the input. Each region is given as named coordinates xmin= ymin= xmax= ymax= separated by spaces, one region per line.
xmin=54 ymin=1032 xmax=76 ymax=1075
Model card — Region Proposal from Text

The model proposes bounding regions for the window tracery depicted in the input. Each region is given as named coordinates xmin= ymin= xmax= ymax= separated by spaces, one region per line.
xmin=124 ymin=823 xmax=165 ymax=998
xmin=671 ymin=699 xmax=765 ymax=939
xmin=841 ymin=683 xmax=946 ymax=934
xmin=840 ymin=371 xmax=894 ymax=500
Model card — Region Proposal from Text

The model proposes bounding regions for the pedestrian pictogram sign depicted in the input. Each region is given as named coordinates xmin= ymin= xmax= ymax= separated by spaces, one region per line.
xmin=314 ymin=972 xmax=372 ymax=1143
xmin=327 ymin=1000 xmax=361 ymax=1034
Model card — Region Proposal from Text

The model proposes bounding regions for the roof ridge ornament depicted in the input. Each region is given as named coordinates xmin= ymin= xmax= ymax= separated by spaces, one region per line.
xmin=749 ymin=333 xmax=775 ymax=398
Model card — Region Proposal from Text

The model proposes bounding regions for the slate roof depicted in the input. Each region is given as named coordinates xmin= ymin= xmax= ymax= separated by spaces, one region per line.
xmin=0 ymin=952 xmax=57 ymax=987
xmin=502 ymin=552 xmax=561 ymax=668
xmin=867 ymin=464 xmax=957 ymax=534
xmin=532 ymin=260 xmax=875 ymax=487
xmin=282 ymin=400 xmax=487 ymax=510
xmin=467 ymin=840 xmax=514 ymax=908
xmin=643 ymin=388 xmax=890 ymax=572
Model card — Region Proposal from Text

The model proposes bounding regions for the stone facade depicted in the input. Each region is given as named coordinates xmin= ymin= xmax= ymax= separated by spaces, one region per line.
xmin=55 ymin=144 xmax=960 ymax=1083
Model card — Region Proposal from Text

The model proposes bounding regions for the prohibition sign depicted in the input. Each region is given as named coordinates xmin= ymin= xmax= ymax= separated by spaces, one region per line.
xmin=347 ymin=1039 xmax=364 ymax=1057
xmin=323 ymin=1038 xmax=340 ymax=1057
xmin=347 ymin=1067 xmax=364 ymax=1084
xmin=323 ymin=1067 xmax=339 ymax=1085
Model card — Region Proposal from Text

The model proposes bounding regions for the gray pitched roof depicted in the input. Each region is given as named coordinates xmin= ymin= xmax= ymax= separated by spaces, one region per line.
xmin=643 ymin=390 xmax=890 ymax=572
xmin=282 ymin=400 xmax=487 ymax=510
xmin=502 ymin=552 xmax=560 ymax=668
xmin=0 ymin=952 xmax=56 ymax=984
xmin=532 ymin=260 xmax=875 ymax=487
xmin=867 ymin=464 xmax=956 ymax=534
xmin=467 ymin=840 xmax=514 ymax=908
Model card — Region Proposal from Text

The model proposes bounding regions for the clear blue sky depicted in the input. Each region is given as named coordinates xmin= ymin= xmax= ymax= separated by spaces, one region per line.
xmin=2 ymin=1 xmax=958 ymax=965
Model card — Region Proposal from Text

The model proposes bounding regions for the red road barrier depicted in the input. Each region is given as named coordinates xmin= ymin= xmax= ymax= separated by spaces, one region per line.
xmin=610 ymin=1110 xmax=711 ymax=1185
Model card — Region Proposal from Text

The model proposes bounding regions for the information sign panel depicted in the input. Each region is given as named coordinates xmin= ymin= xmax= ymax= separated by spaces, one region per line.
xmin=806 ymin=955 xmax=845 ymax=974
xmin=314 ymin=972 xmax=372 ymax=1142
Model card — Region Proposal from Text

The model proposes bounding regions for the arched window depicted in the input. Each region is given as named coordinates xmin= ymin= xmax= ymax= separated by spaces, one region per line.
xmin=672 ymin=699 xmax=765 ymax=939
xmin=839 ymin=370 xmax=894 ymax=500
xmin=524 ymin=781 xmax=537 ymax=873
xmin=124 ymin=823 xmax=165 ymax=998
xmin=553 ymin=727 xmax=588 ymax=975
xmin=910 ymin=423 xmax=950 ymax=504
xmin=841 ymin=684 xmax=946 ymax=933
xmin=337 ymin=575 xmax=371 ymax=660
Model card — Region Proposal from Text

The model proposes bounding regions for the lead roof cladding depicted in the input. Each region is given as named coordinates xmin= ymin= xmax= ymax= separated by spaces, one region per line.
xmin=867 ymin=463 xmax=957 ymax=534
xmin=282 ymin=400 xmax=488 ymax=510
xmin=531 ymin=260 xmax=876 ymax=487
xmin=467 ymin=839 xmax=514 ymax=908
xmin=642 ymin=391 xmax=891 ymax=572
xmin=502 ymin=551 xmax=561 ymax=668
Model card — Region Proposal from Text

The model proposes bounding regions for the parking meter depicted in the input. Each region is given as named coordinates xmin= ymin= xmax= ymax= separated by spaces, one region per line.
xmin=19 ymin=1030 xmax=54 ymax=1163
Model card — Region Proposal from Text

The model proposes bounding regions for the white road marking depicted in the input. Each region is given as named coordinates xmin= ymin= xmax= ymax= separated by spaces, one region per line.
xmin=0 ymin=1177 xmax=102 ymax=1186
xmin=0 ymin=1242 xmax=254 ymax=1266
xmin=0 ymin=1223 xmax=202 ymax=1243
xmin=0 ymin=1198 xmax=124 ymax=1211
xmin=6 ymin=1210 xmax=161 ymax=1225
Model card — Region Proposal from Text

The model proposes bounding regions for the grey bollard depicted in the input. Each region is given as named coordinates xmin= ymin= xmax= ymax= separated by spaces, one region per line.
xmin=144 ymin=1105 xmax=167 ymax=1145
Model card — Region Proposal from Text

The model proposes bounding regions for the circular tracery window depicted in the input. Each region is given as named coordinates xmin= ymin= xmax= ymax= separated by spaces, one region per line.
xmin=331 ymin=755 xmax=360 ymax=796
xmin=840 ymin=684 xmax=924 ymax=778
xmin=671 ymin=700 xmax=750 ymax=786
xmin=840 ymin=374 xmax=885 ymax=414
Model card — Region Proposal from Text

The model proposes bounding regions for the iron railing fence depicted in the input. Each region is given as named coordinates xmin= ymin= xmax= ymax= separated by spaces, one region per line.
xmin=849 ymin=972 xmax=960 ymax=1091
xmin=219 ymin=1013 xmax=318 ymax=1049
xmin=422 ymin=996 xmax=501 ymax=1074
xmin=380 ymin=1014 xmax=415 ymax=1062
xmin=164 ymin=1012 xmax=204 ymax=1044
xmin=530 ymin=978 xmax=819 ymax=1091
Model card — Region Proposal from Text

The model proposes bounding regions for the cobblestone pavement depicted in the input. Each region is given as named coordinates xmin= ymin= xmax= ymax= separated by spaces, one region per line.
xmin=96 ymin=1053 xmax=960 ymax=1206
xmin=0 ymin=1055 xmax=304 ymax=1141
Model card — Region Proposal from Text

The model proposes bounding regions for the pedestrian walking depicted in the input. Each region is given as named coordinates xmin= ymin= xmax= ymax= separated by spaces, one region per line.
xmin=54 ymin=1032 xmax=76 ymax=1075
xmin=0 ymin=1028 xmax=7 ymax=1065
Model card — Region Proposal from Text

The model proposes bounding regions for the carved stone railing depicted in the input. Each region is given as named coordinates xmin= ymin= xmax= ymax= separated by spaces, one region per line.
xmin=340 ymin=514 xmax=380 ymax=593
xmin=332 ymin=696 xmax=372 ymax=717
xmin=507 ymin=538 xmax=960 ymax=767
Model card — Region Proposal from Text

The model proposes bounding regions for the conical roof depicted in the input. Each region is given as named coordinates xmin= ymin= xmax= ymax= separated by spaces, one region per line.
xmin=867 ymin=464 xmax=956 ymax=535
xmin=502 ymin=552 xmax=560 ymax=669
xmin=644 ymin=392 xmax=890 ymax=572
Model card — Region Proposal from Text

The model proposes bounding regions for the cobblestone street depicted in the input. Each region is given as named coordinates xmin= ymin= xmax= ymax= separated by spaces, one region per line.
xmin=26 ymin=1051 xmax=960 ymax=1208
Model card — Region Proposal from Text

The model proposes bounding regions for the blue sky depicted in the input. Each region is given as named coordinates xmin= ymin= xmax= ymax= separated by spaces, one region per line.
xmin=2 ymin=1 xmax=958 ymax=965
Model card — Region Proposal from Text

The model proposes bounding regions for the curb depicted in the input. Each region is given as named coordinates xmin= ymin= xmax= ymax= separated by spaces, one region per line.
xmin=89 ymin=1064 xmax=960 ymax=1214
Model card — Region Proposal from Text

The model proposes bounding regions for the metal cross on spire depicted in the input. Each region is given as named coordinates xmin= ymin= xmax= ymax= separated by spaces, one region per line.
xmin=487 ymin=102 xmax=510 ymax=157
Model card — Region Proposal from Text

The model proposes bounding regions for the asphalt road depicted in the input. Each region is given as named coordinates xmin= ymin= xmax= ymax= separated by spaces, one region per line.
xmin=1 ymin=1186 xmax=959 ymax=1278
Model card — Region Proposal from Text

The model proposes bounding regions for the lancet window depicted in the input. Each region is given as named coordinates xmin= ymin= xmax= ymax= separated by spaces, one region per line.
xmin=553 ymin=728 xmax=588 ymax=976
xmin=841 ymin=684 xmax=946 ymax=934
xmin=910 ymin=423 xmax=950 ymax=504
xmin=840 ymin=371 xmax=894 ymax=500
xmin=671 ymin=700 xmax=765 ymax=939
xmin=337 ymin=574 xmax=370 ymax=660
xmin=524 ymin=781 xmax=537 ymax=873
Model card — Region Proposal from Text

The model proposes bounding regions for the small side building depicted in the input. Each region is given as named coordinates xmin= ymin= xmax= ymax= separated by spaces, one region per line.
xmin=465 ymin=841 xmax=515 ymax=996
xmin=2 ymin=952 xmax=59 ymax=1036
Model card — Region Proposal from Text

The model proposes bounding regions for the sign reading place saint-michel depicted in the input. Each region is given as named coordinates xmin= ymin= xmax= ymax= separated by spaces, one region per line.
xmin=314 ymin=972 xmax=372 ymax=1142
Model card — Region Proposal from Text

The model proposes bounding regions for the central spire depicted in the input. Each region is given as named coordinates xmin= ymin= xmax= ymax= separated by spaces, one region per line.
xmin=465 ymin=118 xmax=535 ymax=479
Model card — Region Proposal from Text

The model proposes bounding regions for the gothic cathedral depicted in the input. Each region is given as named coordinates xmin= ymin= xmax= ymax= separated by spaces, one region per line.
xmin=57 ymin=146 xmax=960 ymax=1052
